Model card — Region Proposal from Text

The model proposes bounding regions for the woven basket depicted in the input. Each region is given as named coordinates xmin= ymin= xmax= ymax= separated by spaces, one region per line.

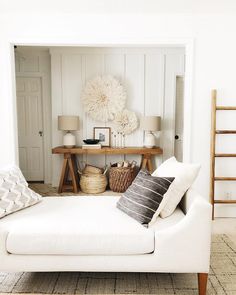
xmin=109 ymin=166 xmax=136 ymax=193
xmin=79 ymin=162 xmax=104 ymax=175
xmin=80 ymin=173 xmax=108 ymax=194
xmin=83 ymin=164 xmax=104 ymax=175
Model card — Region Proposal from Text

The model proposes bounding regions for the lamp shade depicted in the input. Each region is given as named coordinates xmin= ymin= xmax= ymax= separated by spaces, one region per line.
xmin=140 ymin=116 xmax=161 ymax=131
xmin=58 ymin=116 xmax=80 ymax=131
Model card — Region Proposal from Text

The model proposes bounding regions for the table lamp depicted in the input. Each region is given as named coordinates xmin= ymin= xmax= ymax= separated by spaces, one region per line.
xmin=58 ymin=115 xmax=80 ymax=148
xmin=140 ymin=116 xmax=161 ymax=148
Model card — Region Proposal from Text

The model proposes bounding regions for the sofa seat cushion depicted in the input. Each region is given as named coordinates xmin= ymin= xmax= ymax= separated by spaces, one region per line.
xmin=149 ymin=207 xmax=185 ymax=231
xmin=3 ymin=196 xmax=155 ymax=255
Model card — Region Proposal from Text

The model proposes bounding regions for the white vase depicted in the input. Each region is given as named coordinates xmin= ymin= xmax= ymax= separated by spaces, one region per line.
xmin=63 ymin=131 xmax=76 ymax=148
xmin=144 ymin=131 xmax=155 ymax=148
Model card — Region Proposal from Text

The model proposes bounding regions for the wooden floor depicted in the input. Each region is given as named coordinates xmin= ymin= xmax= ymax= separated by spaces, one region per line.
xmin=28 ymin=183 xmax=121 ymax=197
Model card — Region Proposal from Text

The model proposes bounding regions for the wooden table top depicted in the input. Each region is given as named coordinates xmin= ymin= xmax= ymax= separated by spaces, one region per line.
xmin=52 ymin=146 xmax=163 ymax=155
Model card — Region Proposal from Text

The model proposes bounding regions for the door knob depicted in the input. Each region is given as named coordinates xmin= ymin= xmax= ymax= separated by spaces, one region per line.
xmin=39 ymin=131 xmax=43 ymax=137
xmin=175 ymin=135 xmax=179 ymax=140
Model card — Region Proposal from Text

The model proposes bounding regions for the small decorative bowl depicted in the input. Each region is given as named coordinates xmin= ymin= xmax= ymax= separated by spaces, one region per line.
xmin=83 ymin=139 xmax=100 ymax=144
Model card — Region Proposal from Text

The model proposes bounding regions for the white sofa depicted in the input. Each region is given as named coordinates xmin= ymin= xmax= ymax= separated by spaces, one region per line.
xmin=0 ymin=188 xmax=212 ymax=295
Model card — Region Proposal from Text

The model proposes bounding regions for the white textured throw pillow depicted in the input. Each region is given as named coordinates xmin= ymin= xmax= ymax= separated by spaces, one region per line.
xmin=151 ymin=157 xmax=200 ymax=220
xmin=0 ymin=166 xmax=42 ymax=219
xmin=0 ymin=165 xmax=28 ymax=186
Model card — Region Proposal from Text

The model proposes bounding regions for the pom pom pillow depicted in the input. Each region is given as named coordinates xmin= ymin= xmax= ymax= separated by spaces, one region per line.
xmin=0 ymin=166 xmax=42 ymax=219
xmin=151 ymin=157 xmax=200 ymax=221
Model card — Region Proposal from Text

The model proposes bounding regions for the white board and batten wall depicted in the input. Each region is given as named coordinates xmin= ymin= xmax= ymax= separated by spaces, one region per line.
xmin=50 ymin=47 xmax=185 ymax=187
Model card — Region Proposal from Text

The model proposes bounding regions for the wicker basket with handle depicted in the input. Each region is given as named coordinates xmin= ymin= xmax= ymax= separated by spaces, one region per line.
xmin=109 ymin=163 xmax=137 ymax=193
xmin=79 ymin=173 xmax=108 ymax=194
xmin=78 ymin=164 xmax=108 ymax=194
xmin=79 ymin=161 xmax=104 ymax=175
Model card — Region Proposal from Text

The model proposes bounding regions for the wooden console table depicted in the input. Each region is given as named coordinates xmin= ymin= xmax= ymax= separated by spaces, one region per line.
xmin=52 ymin=146 xmax=163 ymax=193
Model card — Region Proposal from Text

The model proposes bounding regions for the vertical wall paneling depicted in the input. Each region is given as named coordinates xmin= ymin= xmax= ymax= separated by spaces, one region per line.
xmin=81 ymin=54 xmax=87 ymax=168
xmin=125 ymin=54 xmax=145 ymax=164
xmin=61 ymin=54 xmax=84 ymax=171
xmin=145 ymin=53 xmax=165 ymax=167
xmin=104 ymin=53 xmax=125 ymax=165
xmin=61 ymin=54 xmax=83 ymax=145
xmin=84 ymin=54 xmax=106 ymax=168
xmin=51 ymin=53 xmax=63 ymax=186
xmin=50 ymin=47 xmax=185 ymax=186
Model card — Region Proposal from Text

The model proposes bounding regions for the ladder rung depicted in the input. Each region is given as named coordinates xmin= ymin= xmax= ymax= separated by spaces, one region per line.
xmin=216 ymin=106 xmax=236 ymax=110
xmin=214 ymin=200 xmax=236 ymax=204
xmin=215 ymin=153 xmax=236 ymax=157
xmin=214 ymin=177 xmax=236 ymax=181
xmin=215 ymin=130 xmax=236 ymax=134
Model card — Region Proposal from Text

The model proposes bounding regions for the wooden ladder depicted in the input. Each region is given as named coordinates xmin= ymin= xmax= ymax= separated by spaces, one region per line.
xmin=210 ymin=89 xmax=236 ymax=219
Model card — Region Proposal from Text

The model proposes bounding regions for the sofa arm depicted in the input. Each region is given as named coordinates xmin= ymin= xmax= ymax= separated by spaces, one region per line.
xmin=0 ymin=225 xmax=9 ymax=255
xmin=154 ymin=193 xmax=212 ymax=273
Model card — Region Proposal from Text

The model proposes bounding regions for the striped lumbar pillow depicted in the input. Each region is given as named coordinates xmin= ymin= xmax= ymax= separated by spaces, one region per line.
xmin=116 ymin=170 xmax=174 ymax=226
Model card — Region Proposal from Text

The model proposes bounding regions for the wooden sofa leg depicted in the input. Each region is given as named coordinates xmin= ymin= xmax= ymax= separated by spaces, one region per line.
xmin=198 ymin=273 xmax=208 ymax=295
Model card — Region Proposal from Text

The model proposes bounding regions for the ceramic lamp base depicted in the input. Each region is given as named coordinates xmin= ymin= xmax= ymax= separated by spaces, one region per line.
xmin=63 ymin=131 xmax=76 ymax=148
xmin=144 ymin=132 xmax=156 ymax=148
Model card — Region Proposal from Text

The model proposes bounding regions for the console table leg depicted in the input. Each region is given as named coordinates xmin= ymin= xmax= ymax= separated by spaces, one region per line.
xmin=73 ymin=155 xmax=79 ymax=189
xmin=58 ymin=158 xmax=68 ymax=193
xmin=147 ymin=158 xmax=153 ymax=173
xmin=58 ymin=154 xmax=79 ymax=193
xmin=68 ymin=155 xmax=79 ymax=193
xmin=141 ymin=154 xmax=153 ymax=173
xmin=141 ymin=155 xmax=148 ymax=170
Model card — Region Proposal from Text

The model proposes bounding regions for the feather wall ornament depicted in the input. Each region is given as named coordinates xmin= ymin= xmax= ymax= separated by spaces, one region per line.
xmin=82 ymin=75 xmax=126 ymax=122
xmin=114 ymin=109 xmax=139 ymax=135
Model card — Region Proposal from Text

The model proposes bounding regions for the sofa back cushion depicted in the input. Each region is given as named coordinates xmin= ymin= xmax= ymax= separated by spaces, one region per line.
xmin=116 ymin=170 xmax=174 ymax=226
xmin=0 ymin=166 xmax=42 ymax=219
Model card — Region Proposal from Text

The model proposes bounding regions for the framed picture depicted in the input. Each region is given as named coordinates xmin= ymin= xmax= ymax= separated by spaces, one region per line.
xmin=93 ymin=127 xmax=111 ymax=147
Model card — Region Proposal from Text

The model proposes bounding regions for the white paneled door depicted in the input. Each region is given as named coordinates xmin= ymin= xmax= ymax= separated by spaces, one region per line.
xmin=16 ymin=77 xmax=44 ymax=181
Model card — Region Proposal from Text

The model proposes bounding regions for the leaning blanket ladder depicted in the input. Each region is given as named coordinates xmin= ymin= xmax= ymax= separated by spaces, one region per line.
xmin=210 ymin=89 xmax=236 ymax=219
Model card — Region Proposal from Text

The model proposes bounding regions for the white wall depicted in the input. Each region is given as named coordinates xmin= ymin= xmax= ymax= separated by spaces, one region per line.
xmin=50 ymin=47 xmax=184 ymax=186
xmin=1 ymin=7 xmax=236 ymax=216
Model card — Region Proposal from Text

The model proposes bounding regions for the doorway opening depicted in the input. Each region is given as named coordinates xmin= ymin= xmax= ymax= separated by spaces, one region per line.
xmin=15 ymin=47 xmax=52 ymax=183
xmin=13 ymin=42 xmax=192 ymax=187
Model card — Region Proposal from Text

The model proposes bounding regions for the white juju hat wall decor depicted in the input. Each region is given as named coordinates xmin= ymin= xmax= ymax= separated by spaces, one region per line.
xmin=82 ymin=75 xmax=126 ymax=122
xmin=113 ymin=109 xmax=139 ymax=135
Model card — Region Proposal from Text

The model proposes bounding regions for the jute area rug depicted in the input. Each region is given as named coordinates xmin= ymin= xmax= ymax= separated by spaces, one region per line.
xmin=0 ymin=235 xmax=235 ymax=295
